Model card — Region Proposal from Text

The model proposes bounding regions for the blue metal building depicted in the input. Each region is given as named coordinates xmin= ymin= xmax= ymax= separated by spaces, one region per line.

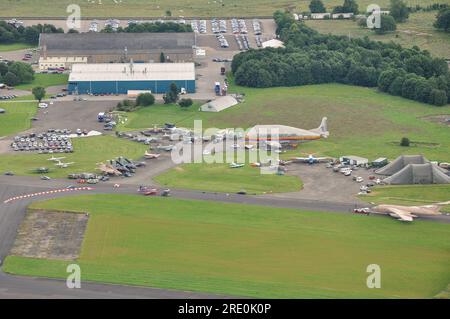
xmin=68 ymin=62 xmax=196 ymax=95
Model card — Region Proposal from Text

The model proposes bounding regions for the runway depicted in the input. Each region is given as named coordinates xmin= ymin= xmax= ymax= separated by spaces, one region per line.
xmin=0 ymin=175 xmax=449 ymax=298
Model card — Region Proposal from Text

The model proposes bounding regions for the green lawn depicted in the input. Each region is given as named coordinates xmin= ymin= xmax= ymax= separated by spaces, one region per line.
xmin=306 ymin=11 xmax=450 ymax=59
xmin=3 ymin=0 xmax=443 ymax=17
xmin=129 ymin=83 xmax=450 ymax=161
xmin=364 ymin=184 xmax=450 ymax=212
xmin=118 ymin=103 xmax=201 ymax=131
xmin=0 ymin=135 xmax=147 ymax=177
xmin=0 ymin=102 xmax=37 ymax=137
xmin=0 ymin=43 xmax=34 ymax=52
xmin=155 ymin=161 xmax=302 ymax=194
xmin=15 ymin=74 xmax=69 ymax=91
xmin=4 ymin=194 xmax=450 ymax=298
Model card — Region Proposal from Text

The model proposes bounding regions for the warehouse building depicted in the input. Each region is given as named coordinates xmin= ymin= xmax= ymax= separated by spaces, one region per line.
xmin=68 ymin=62 xmax=196 ymax=94
xmin=39 ymin=32 xmax=195 ymax=66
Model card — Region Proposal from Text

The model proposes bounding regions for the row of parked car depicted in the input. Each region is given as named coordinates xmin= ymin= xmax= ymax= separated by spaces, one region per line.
xmin=0 ymin=94 xmax=17 ymax=100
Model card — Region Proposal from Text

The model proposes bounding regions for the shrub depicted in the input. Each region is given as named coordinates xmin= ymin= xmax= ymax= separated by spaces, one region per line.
xmin=179 ymin=98 xmax=193 ymax=108
xmin=400 ymin=137 xmax=410 ymax=147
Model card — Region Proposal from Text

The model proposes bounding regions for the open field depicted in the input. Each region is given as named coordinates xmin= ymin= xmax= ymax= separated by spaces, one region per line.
xmin=3 ymin=194 xmax=450 ymax=298
xmin=0 ymin=135 xmax=147 ymax=177
xmin=0 ymin=102 xmax=37 ymax=137
xmin=364 ymin=184 xmax=450 ymax=212
xmin=124 ymin=82 xmax=450 ymax=162
xmin=306 ymin=11 xmax=450 ymax=59
xmin=155 ymin=162 xmax=302 ymax=194
xmin=14 ymin=74 xmax=69 ymax=91
xmin=0 ymin=1 xmax=445 ymax=18
xmin=0 ymin=43 xmax=33 ymax=52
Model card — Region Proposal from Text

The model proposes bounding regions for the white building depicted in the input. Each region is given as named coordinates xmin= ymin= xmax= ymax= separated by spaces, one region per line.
xmin=332 ymin=13 xmax=354 ymax=19
xmin=39 ymin=56 xmax=88 ymax=71
xmin=311 ymin=13 xmax=331 ymax=20
xmin=262 ymin=39 xmax=285 ymax=49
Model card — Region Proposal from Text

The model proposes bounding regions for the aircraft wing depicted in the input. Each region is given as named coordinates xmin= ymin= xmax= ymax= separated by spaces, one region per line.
xmin=388 ymin=208 xmax=415 ymax=222
xmin=292 ymin=157 xmax=308 ymax=162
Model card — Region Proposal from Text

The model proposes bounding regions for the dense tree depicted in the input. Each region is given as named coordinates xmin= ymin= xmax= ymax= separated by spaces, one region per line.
xmin=390 ymin=0 xmax=410 ymax=23
xmin=429 ymin=89 xmax=448 ymax=106
xmin=136 ymin=93 xmax=155 ymax=106
xmin=342 ymin=0 xmax=359 ymax=14
xmin=375 ymin=15 xmax=397 ymax=34
xmin=434 ymin=8 xmax=450 ymax=32
xmin=232 ymin=11 xmax=449 ymax=106
xmin=179 ymin=98 xmax=193 ymax=108
xmin=309 ymin=0 xmax=326 ymax=13
xmin=163 ymin=82 xmax=179 ymax=104
xmin=3 ymin=72 xmax=19 ymax=86
xmin=32 ymin=86 xmax=46 ymax=102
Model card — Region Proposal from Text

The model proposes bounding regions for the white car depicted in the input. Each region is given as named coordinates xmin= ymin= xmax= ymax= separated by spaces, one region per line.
xmin=38 ymin=103 xmax=48 ymax=108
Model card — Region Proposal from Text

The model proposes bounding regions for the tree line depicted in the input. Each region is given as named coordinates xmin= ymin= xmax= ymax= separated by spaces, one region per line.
xmin=232 ymin=11 xmax=450 ymax=106
xmin=0 ymin=21 xmax=63 ymax=45
xmin=102 ymin=22 xmax=192 ymax=33
xmin=0 ymin=61 xmax=34 ymax=87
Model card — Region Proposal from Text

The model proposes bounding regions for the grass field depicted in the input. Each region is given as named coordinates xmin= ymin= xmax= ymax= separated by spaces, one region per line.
xmin=124 ymin=83 xmax=450 ymax=162
xmin=0 ymin=0 xmax=445 ymax=17
xmin=0 ymin=102 xmax=37 ymax=137
xmin=0 ymin=43 xmax=33 ymax=52
xmin=155 ymin=162 xmax=302 ymax=194
xmin=364 ymin=184 xmax=450 ymax=212
xmin=3 ymin=194 xmax=450 ymax=298
xmin=306 ymin=11 xmax=450 ymax=59
xmin=0 ymin=135 xmax=147 ymax=177
xmin=14 ymin=74 xmax=69 ymax=91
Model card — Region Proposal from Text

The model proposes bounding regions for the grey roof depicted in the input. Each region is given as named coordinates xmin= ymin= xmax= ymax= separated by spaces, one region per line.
xmin=375 ymin=155 xmax=429 ymax=176
xmin=200 ymin=96 xmax=238 ymax=112
xmin=383 ymin=163 xmax=450 ymax=185
xmin=39 ymin=32 xmax=195 ymax=54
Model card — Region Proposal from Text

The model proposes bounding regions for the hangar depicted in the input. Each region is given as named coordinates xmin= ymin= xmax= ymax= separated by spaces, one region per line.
xmin=39 ymin=32 xmax=195 ymax=66
xmin=68 ymin=62 xmax=196 ymax=94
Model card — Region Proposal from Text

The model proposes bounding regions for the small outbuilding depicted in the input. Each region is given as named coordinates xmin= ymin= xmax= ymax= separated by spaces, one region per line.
xmin=200 ymin=96 xmax=239 ymax=112
xmin=262 ymin=39 xmax=285 ymax=49
xmin=340 ymin=155 xmax=369 ymax=166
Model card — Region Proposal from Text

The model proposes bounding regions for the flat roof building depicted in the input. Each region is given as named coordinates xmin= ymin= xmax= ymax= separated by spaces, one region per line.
xmin=39 ymin=32 xmax=195 ymax=63
xmin=68 ymin=62 xmax=196 ymax=94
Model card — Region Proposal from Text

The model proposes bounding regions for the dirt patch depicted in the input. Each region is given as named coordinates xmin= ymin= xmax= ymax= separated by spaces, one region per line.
xmin=10 ymin=209 xmax=89 ymax=260
xmin=422 ymin=115 xmax=450 ymax=126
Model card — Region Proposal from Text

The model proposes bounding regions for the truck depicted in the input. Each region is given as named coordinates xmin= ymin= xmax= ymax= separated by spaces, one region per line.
xmin=214 ymin=82 xmax=221 ymax=96
xmin=97 ymin=112 xmax=106 ymax=122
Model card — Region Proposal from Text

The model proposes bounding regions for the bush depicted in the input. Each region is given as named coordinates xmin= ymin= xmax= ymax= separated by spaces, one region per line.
xmin=429 ymin=89 xmax=448 ymax=106
xmin=136 ymin=93 xmax=155 ymax=107
xmin=400 ymin=137 xmax=410 ymax=147
xmin=178 ymin=98 xmax=193 ymax=108
xmin=116 ymin=99 xmax=138 ymax=112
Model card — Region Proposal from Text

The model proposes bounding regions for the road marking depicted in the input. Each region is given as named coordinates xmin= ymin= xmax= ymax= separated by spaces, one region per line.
xmin=3 ymin=187 xmax=93 ymax=204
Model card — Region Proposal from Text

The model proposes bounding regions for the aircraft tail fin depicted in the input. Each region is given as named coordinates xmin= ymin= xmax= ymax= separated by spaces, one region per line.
xmin=312 ymin=117 xmax=329 ymax=138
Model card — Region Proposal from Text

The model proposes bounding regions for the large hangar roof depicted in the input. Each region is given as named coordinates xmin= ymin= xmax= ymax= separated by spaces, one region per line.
xmin=69 ymin=63 xmax=195 ymax=82
xmin=39 ymin=32 xmax=195 ymax=54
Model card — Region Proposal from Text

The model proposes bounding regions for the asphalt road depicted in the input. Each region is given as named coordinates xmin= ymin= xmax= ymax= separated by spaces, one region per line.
xmin=1 ymin=175 xmax=449 ymax=298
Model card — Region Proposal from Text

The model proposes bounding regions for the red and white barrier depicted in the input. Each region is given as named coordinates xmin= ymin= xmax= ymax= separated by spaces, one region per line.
xmin=3 ymin=187 xmax=93 ymax=204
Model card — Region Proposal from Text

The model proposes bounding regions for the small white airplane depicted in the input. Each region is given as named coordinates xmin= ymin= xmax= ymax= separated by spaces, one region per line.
xmin=368 ymin=201 xmax=450 ymax=222
xmin=292 ymin=154 xmax=332 ymax=164
xmin=54 ymin=160 xmax=75 ymax=168
xmin=144 ymin=151 xmax=161 ymax=159
xmin=47 ymin=156 xmax=66 ymax=162
xmin=230 ymin=162 xmax=244 ymax=168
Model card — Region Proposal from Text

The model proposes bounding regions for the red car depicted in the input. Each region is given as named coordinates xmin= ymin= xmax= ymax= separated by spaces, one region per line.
xmin=353 ymin=208 xmax=370 ymax=215
xmin=138 ymin=186 xmax=158 ymax=196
